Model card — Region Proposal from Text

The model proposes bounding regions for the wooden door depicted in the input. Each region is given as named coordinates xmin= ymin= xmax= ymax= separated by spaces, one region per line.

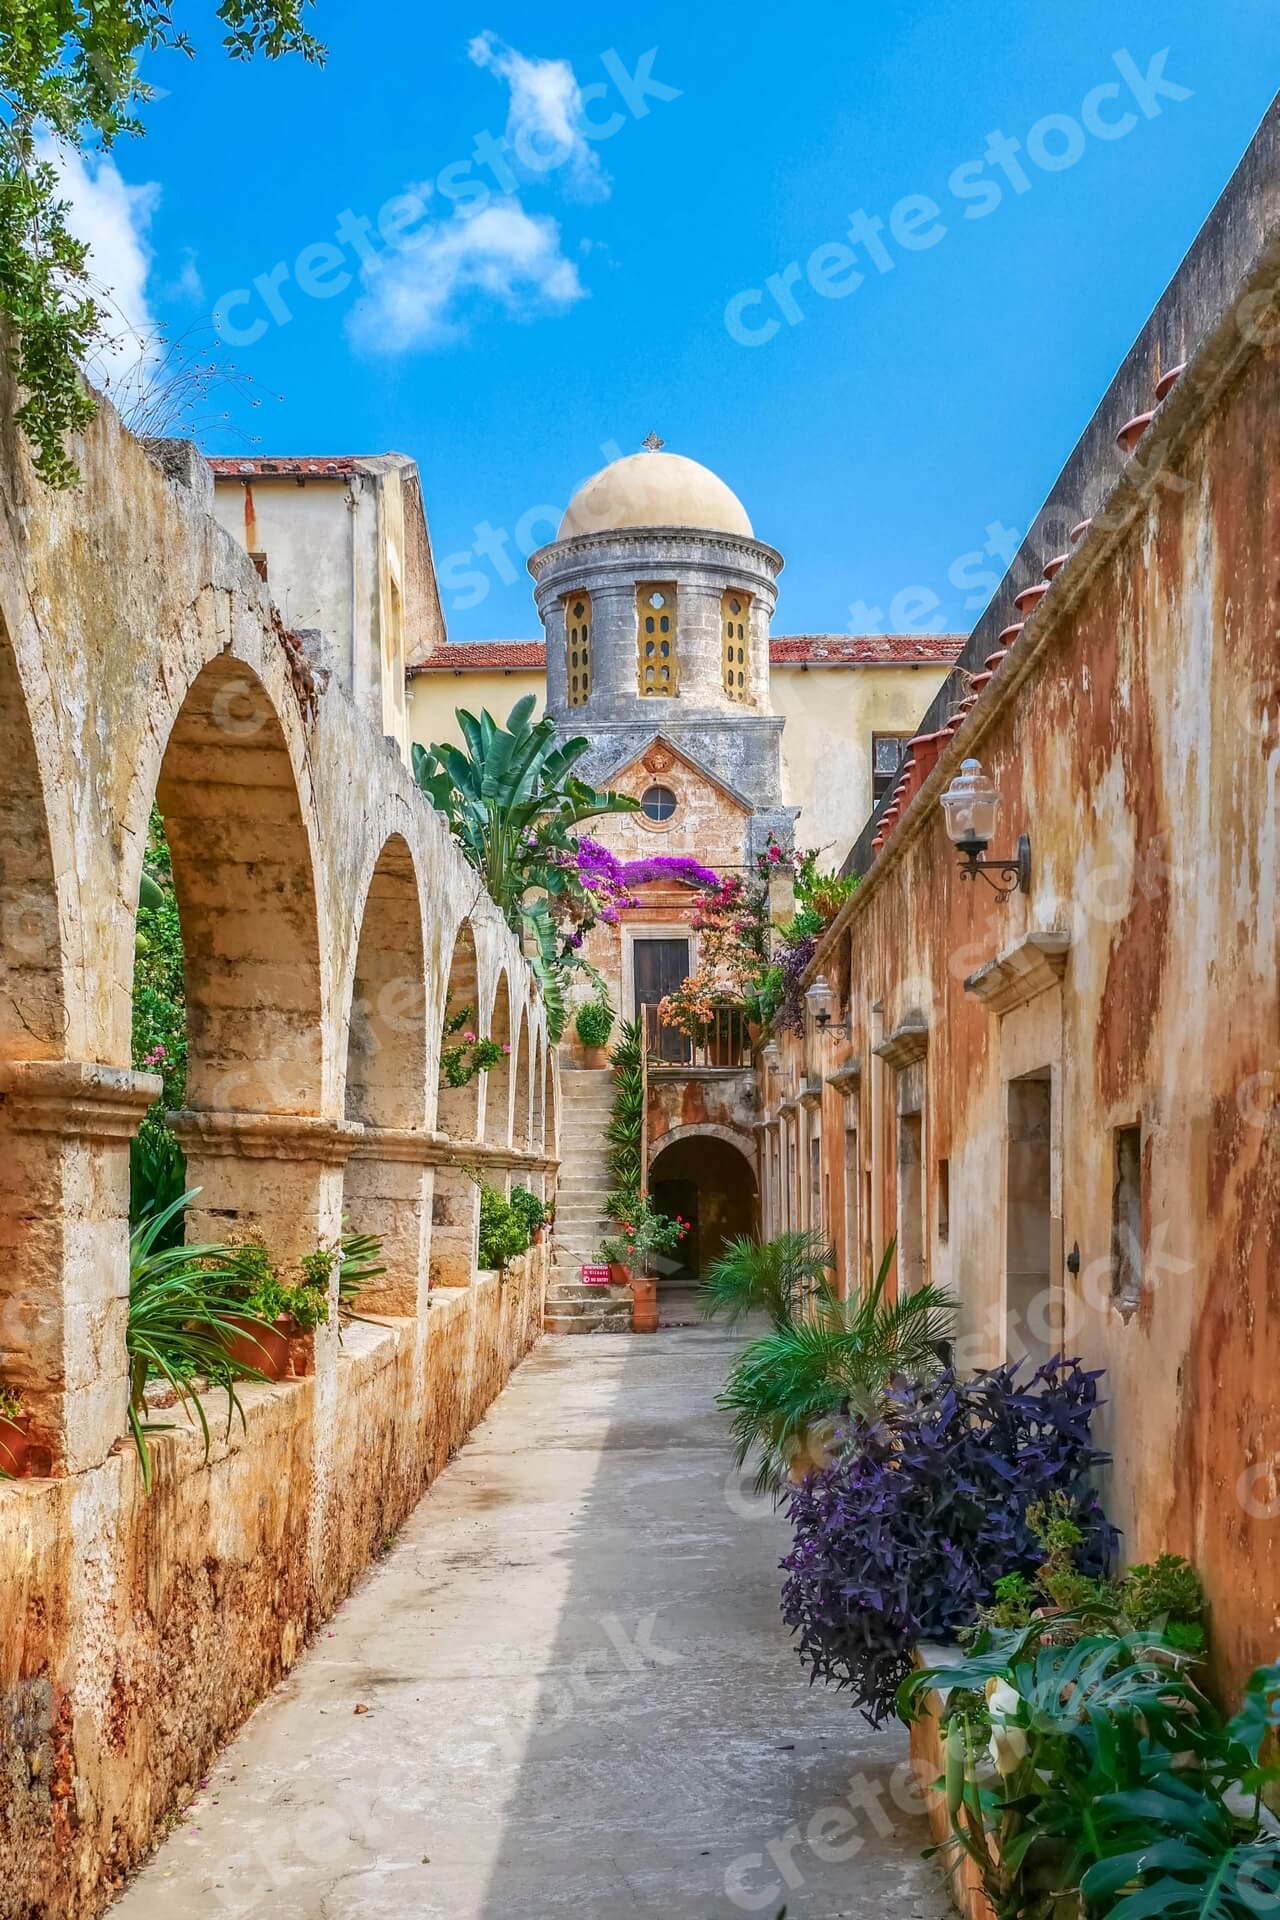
xmin=633 ymin=937 xmax=691 ymax=1064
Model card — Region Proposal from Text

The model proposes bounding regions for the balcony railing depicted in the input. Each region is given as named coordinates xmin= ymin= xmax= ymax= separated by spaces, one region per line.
xmin=642 ymin=1003 xmax=754 ymax=1071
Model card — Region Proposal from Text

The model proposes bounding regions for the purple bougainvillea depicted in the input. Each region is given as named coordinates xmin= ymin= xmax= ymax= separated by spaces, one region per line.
xmin=573 ymin=837 xmax=637 ymax=925
xmin=780 ymin=1358 xmax=1118 ymax=1726
xmin=620 ymin=854 xmax=722 ymax=890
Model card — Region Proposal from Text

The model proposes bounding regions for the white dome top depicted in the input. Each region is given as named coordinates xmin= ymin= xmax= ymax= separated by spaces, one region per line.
xmin=558 ymin=450 xmax=753 ymax=540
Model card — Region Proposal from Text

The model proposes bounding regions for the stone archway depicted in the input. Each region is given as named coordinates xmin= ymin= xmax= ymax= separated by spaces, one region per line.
xmin=341 ymin=831 xmax=429 ymax=1315
xmin=152 ymin=655 xmax=328 ymax=1262
xmin=648 ymin=1126 xmax=758 ymax=1287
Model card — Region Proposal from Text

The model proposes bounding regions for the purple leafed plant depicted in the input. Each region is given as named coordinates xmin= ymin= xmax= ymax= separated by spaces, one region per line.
xmin=780 ymin=1358 xmax=1118 ymax=1726
xmin=620 ymin=854 xmax=722 ymax=890
xmin=776 ymin=934 xmax=816 ymax=1033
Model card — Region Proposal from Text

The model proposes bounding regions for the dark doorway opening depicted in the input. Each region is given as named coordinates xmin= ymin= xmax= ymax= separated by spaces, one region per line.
xmin=649 ymin=1134 xmax=758 ymax=1292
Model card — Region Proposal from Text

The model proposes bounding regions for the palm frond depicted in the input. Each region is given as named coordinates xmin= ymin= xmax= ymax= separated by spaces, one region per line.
xmin=698 ymin=1230 xmax=833 ymax=1329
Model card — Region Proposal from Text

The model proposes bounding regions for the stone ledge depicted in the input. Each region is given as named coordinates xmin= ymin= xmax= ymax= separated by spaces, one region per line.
xmin=964 ymin=929 xmax=1071 ymax=1015
xmin=168 ymin=1109 xmax=354 ymax=1165
xmin=826 ymin=1057 xmax=863 ymax=1092
xmin=873 ymin=1016 xmax=929 ymax=1071
xmin=0 ymin=1060 xmax=162 ymax=1139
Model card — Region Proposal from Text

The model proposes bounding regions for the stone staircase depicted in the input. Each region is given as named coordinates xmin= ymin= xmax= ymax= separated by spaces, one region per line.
xmin=545 ymin=1067 xmax=634 ymax=1334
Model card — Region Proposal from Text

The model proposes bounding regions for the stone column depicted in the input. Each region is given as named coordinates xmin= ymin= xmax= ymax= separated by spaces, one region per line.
xmin=168 ymin=1110 xmax=351 ymax=1266
xmin=341 ymin=1126 xmax=435 ymax=1319
xmin=0 ymin=1060 xmax=160 ymax=1474
xmin=431 ymin=1153 xmax=481 ymax=1290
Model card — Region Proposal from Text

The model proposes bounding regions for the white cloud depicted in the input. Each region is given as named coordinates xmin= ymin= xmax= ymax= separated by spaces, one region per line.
xmin=36 ymin=135 xmax=161 ymax=388
xmin=467 ymin=31 xmax=609 ymax=202
xmin=349 ymin=198 xmax=586 ymax=353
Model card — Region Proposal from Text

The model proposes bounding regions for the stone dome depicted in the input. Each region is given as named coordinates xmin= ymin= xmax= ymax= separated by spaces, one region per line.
xmin=557 ymin=450 xmax=753 ymax=541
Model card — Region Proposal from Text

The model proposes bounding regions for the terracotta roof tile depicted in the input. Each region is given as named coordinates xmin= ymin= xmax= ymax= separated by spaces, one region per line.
xmin=768 ymin=634 xmax=967 ymax=665
xmin=408 ymin=641 xmax=547 ymax=674
xmin=207 ymin=456 xmax=358 ymax=478
xmin=408 ymin=633 xmax=967 ymax=676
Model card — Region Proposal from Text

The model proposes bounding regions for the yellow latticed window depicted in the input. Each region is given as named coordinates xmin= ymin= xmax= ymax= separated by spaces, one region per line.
xmin=722 ymin=590 xmax=751 ymax=701
xmin=565 ymin=592 xmax=592 ymax=707
xmin=637 ymin=584 xmax=678 ymax=696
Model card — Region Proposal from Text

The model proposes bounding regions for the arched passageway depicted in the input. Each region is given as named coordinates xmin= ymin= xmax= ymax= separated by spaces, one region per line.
xmin=341 ymin=832 xmax=428 ymax=1315
xmin=649 ymin=1130 xmax=758 ymax=1285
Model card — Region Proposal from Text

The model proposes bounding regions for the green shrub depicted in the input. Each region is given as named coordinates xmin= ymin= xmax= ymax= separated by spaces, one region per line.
xmin=477 ymin=1185 xmax=530 ymax=1271
xmin=575 ymin=997 xmax=614 ymax=1048
xmin=509 ymin=1187 xmax=547 ymax=1235
xmin=126 ymin=1191 xmax=261 ymax=1494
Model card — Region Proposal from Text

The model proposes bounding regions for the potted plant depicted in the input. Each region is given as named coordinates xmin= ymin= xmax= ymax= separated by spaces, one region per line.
xmin=600 ymin=1199 xmax=689 ymax=1332
xmin=223 ymin=1239 xmax=330 ymax=1381
xmin=0 ymin=1385 xmax=30 ymax=1477
xmin=509 ymin=1186 xmax=548 ymax=1246
xmin=574 ymin=996 xmax=614 ymax=1068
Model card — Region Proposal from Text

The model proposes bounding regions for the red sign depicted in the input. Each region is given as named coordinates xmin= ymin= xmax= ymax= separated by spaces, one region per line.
xmin=580 ymin=1263 xmax=612 ymax=1287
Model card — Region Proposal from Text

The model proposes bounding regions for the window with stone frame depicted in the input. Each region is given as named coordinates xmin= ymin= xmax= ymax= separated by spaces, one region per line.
xmin=565 ymin=592 xmax=592 ymax=707
xmin=872 ymin=731 xmax=912 ymax=805
xmin=637 ymin=584 xmax=678 ymax=696
xmin=722 ymin=589 xmax=751 ymax=701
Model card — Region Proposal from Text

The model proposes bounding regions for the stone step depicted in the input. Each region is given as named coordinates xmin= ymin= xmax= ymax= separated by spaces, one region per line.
xmin=546 ymin=1284 xmax=632 ymax=1306
xmin=543 ymin=1312 xmax=633 ymax=1335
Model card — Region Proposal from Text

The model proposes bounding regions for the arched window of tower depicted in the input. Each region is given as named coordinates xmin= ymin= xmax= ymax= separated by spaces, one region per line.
xmin=564 ymin=590 xmax=592 ymax=708
xmin=721 ymin=589 xmax=752 ymax=703
xmin=637 ymin=583 xmax=678 ymax=696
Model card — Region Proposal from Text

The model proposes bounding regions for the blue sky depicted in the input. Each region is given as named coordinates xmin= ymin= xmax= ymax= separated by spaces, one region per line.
xmin=82 ymin=0 xmax=1277 ymax=639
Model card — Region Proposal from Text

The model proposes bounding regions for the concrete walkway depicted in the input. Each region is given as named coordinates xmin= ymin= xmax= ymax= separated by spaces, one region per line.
xmin=114 ymin=1329 xmax=949 ymax=1919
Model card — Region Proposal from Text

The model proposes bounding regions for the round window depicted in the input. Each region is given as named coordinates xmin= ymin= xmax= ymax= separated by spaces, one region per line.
xmin=640 ymin=784 xmax=678 ymax=822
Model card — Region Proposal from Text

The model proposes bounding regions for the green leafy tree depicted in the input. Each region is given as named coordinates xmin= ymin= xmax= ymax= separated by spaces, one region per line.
xmin=413 ymin=696 xmax=637 ymax=1036
xmin=0 ymin=0 xmax=323 ymax=486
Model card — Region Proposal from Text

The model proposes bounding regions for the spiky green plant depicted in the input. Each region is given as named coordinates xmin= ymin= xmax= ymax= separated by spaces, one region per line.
xmin=717 ymin=1243 xmax=957 ymax=1490
xmin=698 ymin=1229 xmax=834 ymax=1329
xmin=126 ymin=1190 xmax=269 ymax=1495
xmin=604 ymin=1018 xmax=645 ymax=1212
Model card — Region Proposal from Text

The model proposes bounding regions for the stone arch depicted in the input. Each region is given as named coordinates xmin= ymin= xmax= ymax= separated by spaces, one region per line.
xmin=152 ymin=656 xmax=327 ymax=1257
xmin=340 ymin=832 xmax=430 ymax=1316
xmin=511 ymin=1008 xmax=532 ymax=1150
xmin=482 ymin=968 xmax=513 ymax=1149
xmin=431 ymin=917 xmax=481 ymax=1290
xmin=343 ymin=832 xmax=427 ymax=1129
xmin=435 ymin=918 xmax=480 ymax=1141
xmin=156 ymin=655 xmax=323 ymax=1116
xmin=0 ymin=612 xmax=64 ymax=1060
xmin=648 ymin=1126 xmax=758 ymax=1286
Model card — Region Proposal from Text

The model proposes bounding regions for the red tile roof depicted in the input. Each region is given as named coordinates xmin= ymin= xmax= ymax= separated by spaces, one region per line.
xmin=409 ymin=641 xmax=547 ymax=674
xmin=207 ymin=456 xmax=359 ymax=478
xmin=408 ymin=634 xmax=966 ymax=676
xmin=769 ymin=634 xmax=967 ymax=665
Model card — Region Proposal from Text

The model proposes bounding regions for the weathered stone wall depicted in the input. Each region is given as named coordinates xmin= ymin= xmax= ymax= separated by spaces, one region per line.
xmin=761 ymin=188 xmax=1280 ymax=1698
xmin=0 ymin=383 xmax=556 ymax=1917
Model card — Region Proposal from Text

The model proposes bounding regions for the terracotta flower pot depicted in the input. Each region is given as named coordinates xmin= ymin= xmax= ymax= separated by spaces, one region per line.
xmin=608 ymin=1261 xmax=632 ymax=1286
xmin=224 ymin=1314 xmax=294 ymax=1381
xmin=582 ymin=1044 xmax=609 ymax=1070
xmin=629 ymin=1273 xmax=659 ymax=1335
xmin=0 ymin=1411 xmax=30 ymax=1477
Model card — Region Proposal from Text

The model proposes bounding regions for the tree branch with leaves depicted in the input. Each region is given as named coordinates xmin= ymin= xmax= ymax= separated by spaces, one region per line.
xmin=0 ymin=0 xmax=323 ymax=485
